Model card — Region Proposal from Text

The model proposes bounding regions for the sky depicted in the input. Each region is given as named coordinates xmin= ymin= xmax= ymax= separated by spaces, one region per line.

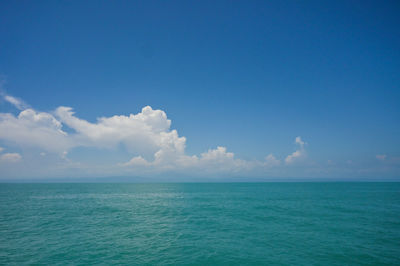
xmin=0 ymin=0 xmax=399 ymax=180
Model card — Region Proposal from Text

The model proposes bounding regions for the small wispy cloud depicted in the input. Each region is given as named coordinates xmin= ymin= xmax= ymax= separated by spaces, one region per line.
xmin=285 ymin=136 xmax=306 ymax=164
xmin=376 ymin=154 xmax=387 ymax=161
xmin=2 ymin=94 xmax=29 ymax=110
xmin=0 ymin=153 xmax=22 ymax=163
xmin=0 ymin=146 xmax=22 ymax=163
xmin=295 ymin=136 xmax=305 ymax=147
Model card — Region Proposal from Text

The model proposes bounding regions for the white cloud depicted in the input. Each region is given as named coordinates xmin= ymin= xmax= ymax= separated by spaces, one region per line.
xmin=0 ymin=146 xmax=21 ymax=163
xmin=0 ymin=152 xmax=22 ymax=163
xmin=122 ymin=156 xmax=151 ymax=167
xmin=285 ymin=150 xmax=303 ymax=164
xmin=0 ymin=101 xmax=201 ymax=171
xmin=264 ymin=154 xmax=281 ymax=167
xmin=0 ymin=104 xmax=186 ymax=158
xmin=285 ymin=136 xmax=306 ymax=164
xmin=0 ymin=109 xmax=71 ymax=153
xmin=3 ymin=93 xmax=398 ymax=179
xmin=54 ymin=105 xmax=186 ymax=160
xmin=195 ymin=147 xmax=251 ymax=172
xmin=0 ymin=93 xmax=297 ymax=176
xmin=376 ymin=154 xmax=386 ymax=161
xmin=121 ymin=146 xmax=250 ymax=173
xmin=3 ymin=95 xmax=29 ymax=110
xmin=295 ymin=136 xmax=305 ymax=147
xmin=200 ymin=146 xmax=234 ymax=161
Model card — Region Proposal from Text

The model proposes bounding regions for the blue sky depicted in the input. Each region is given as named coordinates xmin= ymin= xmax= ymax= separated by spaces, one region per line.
xmin=0 ymin=0 xmax=399 ymax=180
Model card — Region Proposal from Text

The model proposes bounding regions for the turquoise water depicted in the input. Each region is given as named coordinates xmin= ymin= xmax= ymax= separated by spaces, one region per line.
xmin=0 ymin=183 xmax=399 ymax=265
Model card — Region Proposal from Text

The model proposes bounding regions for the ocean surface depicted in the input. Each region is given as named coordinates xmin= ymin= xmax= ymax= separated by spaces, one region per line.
xmin=0 ymin=183 xmax=399 ymax=265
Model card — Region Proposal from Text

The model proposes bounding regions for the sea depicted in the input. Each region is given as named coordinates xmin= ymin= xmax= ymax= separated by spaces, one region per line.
xmin=0 ymin=183 xmax=399 ymax=265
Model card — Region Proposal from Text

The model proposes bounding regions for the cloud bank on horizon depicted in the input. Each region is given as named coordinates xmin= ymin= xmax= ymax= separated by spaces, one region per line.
xmin=0 ymin=93 xmax=302 ymax=176
xmin=0 ymin=93 xmax=398 ymax=179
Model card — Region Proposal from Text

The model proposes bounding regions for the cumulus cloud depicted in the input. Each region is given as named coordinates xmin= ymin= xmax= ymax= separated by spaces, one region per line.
xmin=0 ymin=93 xmax=302 ymax=175
xmin=285 ymin=136 xmax=306 ymax=164
xmin=0 ymin=109 xmax=71 ymax=153
xmin=121 ymin=146 xmax=250 ymax=173
xmin=54 ymin=105 xmax=187 ymax=161
xmin=264 ymin=154 xmax=281 ymax=167
xmin=0 ymin=97 xmax=205 ymax=171
xmin=0 ymin=153 xmax=22 ymax=163
xmin=0 ymin=147 xmax=3 ymax=153
xmin=0 ymin=103 xmax=187 ymax=158
xmin=122 ymin=156 xmax=151 ymax=167
xmin=194 ymin=146 xmax=251 ymax=172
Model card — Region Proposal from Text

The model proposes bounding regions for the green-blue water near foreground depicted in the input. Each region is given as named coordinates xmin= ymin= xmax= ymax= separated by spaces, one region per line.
xmin=0 ymin=183 xmax=399 ymax=265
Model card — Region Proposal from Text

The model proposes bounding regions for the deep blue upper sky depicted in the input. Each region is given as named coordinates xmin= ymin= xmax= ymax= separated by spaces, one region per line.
xmin=0 ymin=0 xmax=399 ymax=179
